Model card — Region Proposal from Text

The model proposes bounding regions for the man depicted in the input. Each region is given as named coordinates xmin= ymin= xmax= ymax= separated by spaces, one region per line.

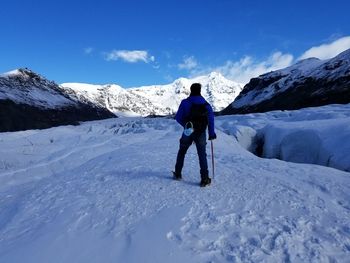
xmin=174 ymin=83 xmax=217 ymax=187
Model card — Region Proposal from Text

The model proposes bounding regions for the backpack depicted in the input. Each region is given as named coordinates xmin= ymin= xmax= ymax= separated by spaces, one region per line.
xmin=187 ymin=103 xmax=209 ymax=133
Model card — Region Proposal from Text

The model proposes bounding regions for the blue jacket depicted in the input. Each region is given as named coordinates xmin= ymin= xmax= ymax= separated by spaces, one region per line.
xmin=175 ymin=95 xmax=215 ymax=137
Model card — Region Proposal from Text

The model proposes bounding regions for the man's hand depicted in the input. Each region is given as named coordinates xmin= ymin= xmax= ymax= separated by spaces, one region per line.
xmin=208 ymin=133 xmax=217 ymax=140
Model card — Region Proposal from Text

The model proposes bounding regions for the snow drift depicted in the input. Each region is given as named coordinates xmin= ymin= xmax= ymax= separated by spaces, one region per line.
xmin=218 ymin=103 xmax=350 ymax=172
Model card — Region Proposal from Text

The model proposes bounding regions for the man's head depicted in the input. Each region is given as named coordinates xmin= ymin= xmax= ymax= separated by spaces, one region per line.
xmin=190 ymin=83 xmax=201 ymax=96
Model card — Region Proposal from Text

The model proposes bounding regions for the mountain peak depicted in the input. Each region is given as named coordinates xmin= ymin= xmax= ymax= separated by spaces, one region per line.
xmin=1 ymin=68 xmax=44 ymax=80
xmin=294 ymin=57 xmax=321 ymax=66
xmin=208 ymin=71 xmax=224 ymax=79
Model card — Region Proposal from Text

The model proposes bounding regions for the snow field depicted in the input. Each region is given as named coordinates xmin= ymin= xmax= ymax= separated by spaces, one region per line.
xmin=0 ymin=105 xmax=349 ymax=262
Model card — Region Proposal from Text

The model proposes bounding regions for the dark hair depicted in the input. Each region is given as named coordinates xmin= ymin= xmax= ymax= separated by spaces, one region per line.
xmin=190 ymin=83 xmax=201 ymax=96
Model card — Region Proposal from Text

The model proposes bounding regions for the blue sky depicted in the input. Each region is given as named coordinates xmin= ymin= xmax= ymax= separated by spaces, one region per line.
xmin=1 ymin=0 xmax=350 ymax=87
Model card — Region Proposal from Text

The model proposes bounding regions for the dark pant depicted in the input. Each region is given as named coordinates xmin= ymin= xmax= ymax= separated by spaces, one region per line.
xmin=175 ymin=131 xmax=209 ymax=179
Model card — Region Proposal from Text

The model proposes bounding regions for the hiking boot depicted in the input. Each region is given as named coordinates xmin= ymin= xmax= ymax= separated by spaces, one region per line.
xmin=200 ymin=177 xmax=211 ymax=187
xmin=173 ymin=171 xmax=182 ymax=180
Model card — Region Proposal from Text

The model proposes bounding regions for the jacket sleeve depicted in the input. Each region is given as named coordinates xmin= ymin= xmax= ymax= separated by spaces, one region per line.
xmin=207 ymin=103 xmax=215 ymax=137
xmin=175 ymin=100 xmax=186 ymax=127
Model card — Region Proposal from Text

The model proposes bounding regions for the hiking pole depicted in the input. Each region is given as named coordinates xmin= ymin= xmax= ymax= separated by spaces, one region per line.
xmin=211 ymin=140 xmax=215 ymax=179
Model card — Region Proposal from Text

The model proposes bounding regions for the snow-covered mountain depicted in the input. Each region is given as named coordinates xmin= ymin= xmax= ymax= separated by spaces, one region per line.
xmin=0 ymin=68 xmax=115 ymax=132
xmin=129 ymin=72 xmax=243 ymax=113
xmin=62 ymin=72 xmax=243 ymax=116
xmin=61 ymin=83 xmax=171 ymax=117
xmin=222 ymin=48 xmax=350 ymax=115
xmin=0 ymin=69 xmax=75 ymax=108
xmin=1 ymin=68 xmax=242 ymax=131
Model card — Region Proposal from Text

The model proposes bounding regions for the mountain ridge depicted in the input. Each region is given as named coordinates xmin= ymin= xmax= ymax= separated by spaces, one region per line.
xmin=221 ymin=48 xmax=350 ymax=115
xmin=61 ymin=72 xmax=243 ymax=116
xmin=0 ymin=68 xmax=115 ymax=132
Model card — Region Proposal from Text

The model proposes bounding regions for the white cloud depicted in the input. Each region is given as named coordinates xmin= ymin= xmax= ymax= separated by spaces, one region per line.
xmin=84 ymin=47 xmax=94 ymax=54
xmin=183 ymin=36 xmax=350 ymax=84
xmin=190 ymin=52 xmax=293 ymax=84
xmin=178 ymin=56 xmax=198 ymax=70
xmin=105 ymin=50 xmax=155 ymax=63
xmin=299 ymin=36 xmax=350 ymax=60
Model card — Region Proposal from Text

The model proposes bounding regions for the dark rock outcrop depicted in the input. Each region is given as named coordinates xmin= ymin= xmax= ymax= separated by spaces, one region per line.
xmin=0 ymin=99 xmax=114 ymax=132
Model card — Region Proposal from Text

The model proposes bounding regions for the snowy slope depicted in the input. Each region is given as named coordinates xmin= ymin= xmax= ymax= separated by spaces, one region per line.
xmin=222 ymin=48 xmax=350 ymax=114
xmin=62 ymin=72 xmax=243 ymax=116
xmin=0 ymin=104 xmax=349 ymax=262
xmin=231 ymin=58 xmax=324 ymax=108
xmin=0 ymin=68 xmax=74 ymax=109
